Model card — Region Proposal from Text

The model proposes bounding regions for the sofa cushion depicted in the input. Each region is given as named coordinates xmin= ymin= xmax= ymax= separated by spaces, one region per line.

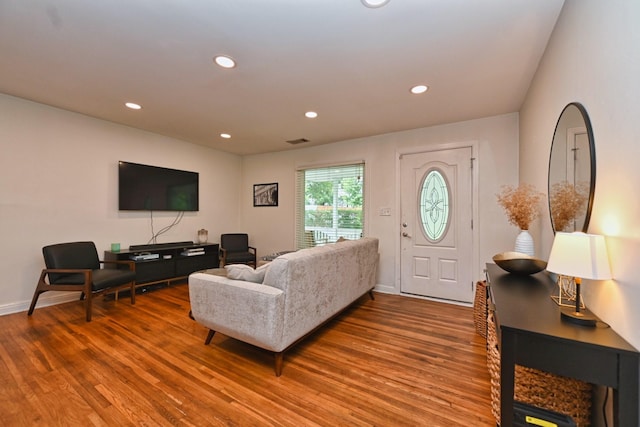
xmin=225 ymin=263 xmax=269 ymax=283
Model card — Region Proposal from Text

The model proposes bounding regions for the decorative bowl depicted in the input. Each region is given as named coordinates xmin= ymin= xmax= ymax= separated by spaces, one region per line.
xmin=492 ymin=251 xmax=547 ymax=275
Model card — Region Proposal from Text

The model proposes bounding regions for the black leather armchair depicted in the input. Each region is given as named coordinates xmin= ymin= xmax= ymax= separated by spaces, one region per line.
xmin=28 ymin=241 xmax=136 ymax=322
xmin=219 ymin=233 xmax=256 ymax=267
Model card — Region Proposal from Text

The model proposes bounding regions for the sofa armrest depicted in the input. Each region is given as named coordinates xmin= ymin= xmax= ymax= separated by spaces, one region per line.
xmin=188 ymin=272 xmax=285 ymax=351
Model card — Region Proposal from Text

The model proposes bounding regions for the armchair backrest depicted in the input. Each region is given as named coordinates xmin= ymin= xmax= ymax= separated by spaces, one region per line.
xmin=220 ymin=234 xmax=249 ymax=252
xmin=43 ymin=242 xmax=100 ymax=282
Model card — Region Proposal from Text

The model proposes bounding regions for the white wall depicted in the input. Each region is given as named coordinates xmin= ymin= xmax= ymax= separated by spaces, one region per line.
xmin=520 ymin=0 xmax=640 ymax=349
xmin=242 ymin=113 xmax=520 ymax=293
xmin=0 ymin=93 xmax=519 ymax=313
xmin=0 ymin=94 xmax=242 ymax=313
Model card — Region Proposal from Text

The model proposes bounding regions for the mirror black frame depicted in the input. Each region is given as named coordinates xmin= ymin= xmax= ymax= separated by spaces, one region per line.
xmin=548 ymin=102 xmax=596 ymax=233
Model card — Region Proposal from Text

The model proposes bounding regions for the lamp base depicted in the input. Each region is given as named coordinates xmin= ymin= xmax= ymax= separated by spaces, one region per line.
xmin=560 ymin=306 xmax=597 ymax=327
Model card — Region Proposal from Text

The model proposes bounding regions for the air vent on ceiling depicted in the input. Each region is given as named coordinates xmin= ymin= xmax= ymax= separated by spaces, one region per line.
xmin=286 ymin=138 xmax=309 ymax=145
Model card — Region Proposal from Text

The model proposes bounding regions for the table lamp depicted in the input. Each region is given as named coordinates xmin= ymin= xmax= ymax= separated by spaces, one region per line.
xmin=546 ymin=232 xmax=612 ymax=326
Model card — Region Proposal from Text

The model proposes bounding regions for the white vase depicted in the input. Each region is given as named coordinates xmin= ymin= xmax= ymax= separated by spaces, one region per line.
xmin=514 ymin=229 xmax=534 ymax=256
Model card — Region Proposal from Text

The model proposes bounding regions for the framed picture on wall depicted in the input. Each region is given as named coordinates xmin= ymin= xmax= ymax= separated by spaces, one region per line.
xmin=253 ymin=183 xmax=278 ymax=207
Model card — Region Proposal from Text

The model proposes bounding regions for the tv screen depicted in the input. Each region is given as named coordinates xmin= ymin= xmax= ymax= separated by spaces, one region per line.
xmin=118 ymin=161 xmax=199 ymax=211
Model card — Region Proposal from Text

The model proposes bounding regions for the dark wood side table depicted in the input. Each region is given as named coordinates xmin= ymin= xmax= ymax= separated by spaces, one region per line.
xmin=485 ymin=263 xmax=639 ymax=427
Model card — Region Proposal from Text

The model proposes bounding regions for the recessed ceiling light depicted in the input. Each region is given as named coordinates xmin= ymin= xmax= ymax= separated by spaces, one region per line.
xmin=220 ymin=133 xmax=231 ymax=139
xmin=410 ymin=85 xmax=429 ymax=94
xmin=305 ymin=111 xmax=318 ymax=119
xmin=361 ymin=0 xmax=390 ymax=8
xmin=125 ymin=102 xmax=142 ymax=110
xmin=214 ymin=55 xmax=236 ymax=69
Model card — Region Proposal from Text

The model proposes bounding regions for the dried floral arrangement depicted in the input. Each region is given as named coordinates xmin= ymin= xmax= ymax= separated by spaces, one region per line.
xmin=496 ymin=183 xmax=544 ymax=230
xmin=550 ymin=181 xmax=589 ymax=231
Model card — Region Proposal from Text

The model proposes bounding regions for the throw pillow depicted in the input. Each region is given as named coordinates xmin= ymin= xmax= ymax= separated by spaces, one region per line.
xmin=225 ymin=263 xmax=269 ymax=283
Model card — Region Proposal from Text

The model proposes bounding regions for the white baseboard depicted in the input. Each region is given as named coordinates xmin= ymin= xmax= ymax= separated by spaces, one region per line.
xmin=400 ymin=292 xmax=473 ymax=307
xmin=0 ymin=292 xmax=81 ymax=316
xmin=374 ymin=283 xmax=396 ymax=294
xmin=374 ymin=283 xmax=472 ymax=307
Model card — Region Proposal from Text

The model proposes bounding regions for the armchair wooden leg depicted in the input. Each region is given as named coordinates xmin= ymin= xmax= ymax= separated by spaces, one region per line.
xmin=130 ymin=282 xmax=136 ymax=305
xmin=368 ymin=290 xmax=375 ymax=300
xmin=28 ymin=273 xmax=48 ymax=316
xmin=85 ymin=289 xmax=93 ymax=322
xmin=27 ymin=289 xmax=44 ymax=316
xmin=274 ymin=352 xmax=284 ymax=377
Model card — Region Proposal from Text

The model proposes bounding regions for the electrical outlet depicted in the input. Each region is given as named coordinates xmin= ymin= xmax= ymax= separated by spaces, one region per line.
xmin=379 ymin=207 xmax=391 ymax=216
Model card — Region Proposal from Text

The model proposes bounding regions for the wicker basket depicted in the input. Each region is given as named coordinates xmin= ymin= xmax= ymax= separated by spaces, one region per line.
xmin=486 ymin=309 xmax=592 ymax=426
xmin=473 ymin=281 xmax=487 ymax=338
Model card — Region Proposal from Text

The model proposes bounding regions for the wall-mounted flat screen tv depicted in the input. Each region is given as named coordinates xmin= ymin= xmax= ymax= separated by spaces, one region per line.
xmin=118 ymin=161 xmax=199 ymax=211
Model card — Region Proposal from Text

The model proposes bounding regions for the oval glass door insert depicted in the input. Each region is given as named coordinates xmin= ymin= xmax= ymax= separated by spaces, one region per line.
xmin=419 ymin=168 xmax=451 ymax=242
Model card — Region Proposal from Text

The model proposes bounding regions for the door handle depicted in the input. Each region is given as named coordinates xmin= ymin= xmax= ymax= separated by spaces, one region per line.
xmin=402 ymin=232 xmax=411 ymax=238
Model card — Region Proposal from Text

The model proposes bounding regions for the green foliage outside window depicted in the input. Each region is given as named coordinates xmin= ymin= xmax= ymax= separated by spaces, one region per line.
xmin=305 ymin=177 xmax=363 ymax=208
xmin=305 ymin=181 xmax=333 ymax=206
xmin=339 ymin=177 xmax=363 ymax=207
xmin=297 ymin=163 xmax=364 ymax=249
xmin=305 ymin=208 xmax=363 ymax=228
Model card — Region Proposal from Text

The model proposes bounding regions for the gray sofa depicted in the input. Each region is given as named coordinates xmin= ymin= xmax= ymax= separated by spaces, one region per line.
xmin=188 ymin=237 xmax=379 ymax=376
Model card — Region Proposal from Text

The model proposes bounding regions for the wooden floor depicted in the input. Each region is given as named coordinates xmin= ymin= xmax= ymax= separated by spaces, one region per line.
xmin=1 ymin=284 xmax=494 ymax=426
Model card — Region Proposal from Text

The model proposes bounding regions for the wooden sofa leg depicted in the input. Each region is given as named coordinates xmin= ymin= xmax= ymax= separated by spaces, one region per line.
xmin=205 ymin=329 xmax=216 ymax=345
xmin=368 ymin=289 xmax=375 ymax=300
xmin=274 ymin=352 xmax=284 ymax=377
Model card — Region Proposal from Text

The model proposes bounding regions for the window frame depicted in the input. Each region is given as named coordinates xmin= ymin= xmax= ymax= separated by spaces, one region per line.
xmin=295 ymin=161 xmax=366 ymax=249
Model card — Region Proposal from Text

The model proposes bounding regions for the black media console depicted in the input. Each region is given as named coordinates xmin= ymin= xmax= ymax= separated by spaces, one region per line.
xmin=105 ymin=241 xmax=219 ymax=287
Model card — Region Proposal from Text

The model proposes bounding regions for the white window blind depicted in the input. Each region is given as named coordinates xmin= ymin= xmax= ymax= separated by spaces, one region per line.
xmin=295 ymin=163 xmax=365 ymax=249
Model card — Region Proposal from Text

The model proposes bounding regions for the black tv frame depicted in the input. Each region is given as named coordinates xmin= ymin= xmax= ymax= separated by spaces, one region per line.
xmin=118 ymin=161 xmax=199 ymax=212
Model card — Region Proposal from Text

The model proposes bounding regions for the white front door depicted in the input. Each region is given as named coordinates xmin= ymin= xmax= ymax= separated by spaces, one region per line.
xmin=400 ymin=147 xmax=474 ymax=303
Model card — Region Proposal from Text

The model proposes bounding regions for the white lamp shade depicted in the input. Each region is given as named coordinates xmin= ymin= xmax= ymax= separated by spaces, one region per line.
xmin=547 ymin=232 xmax=612 ymax=280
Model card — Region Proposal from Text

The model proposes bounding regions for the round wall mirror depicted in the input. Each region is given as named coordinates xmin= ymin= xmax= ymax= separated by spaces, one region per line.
xmin=548 ymin=102 xmax=595 ymax=233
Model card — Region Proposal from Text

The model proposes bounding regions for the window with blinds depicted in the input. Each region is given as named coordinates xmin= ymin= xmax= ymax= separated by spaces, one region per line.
xmin=295 ymin=163 xmax=365 ymax=249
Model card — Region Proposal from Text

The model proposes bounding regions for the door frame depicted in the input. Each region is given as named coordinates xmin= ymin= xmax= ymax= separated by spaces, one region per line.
xmin=394 ymin=141 xmax=480 ymax=302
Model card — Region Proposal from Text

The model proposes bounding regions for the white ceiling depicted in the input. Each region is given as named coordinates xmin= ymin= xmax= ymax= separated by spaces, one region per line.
xmin=0 ymin=0 xmax=564 ymax=155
